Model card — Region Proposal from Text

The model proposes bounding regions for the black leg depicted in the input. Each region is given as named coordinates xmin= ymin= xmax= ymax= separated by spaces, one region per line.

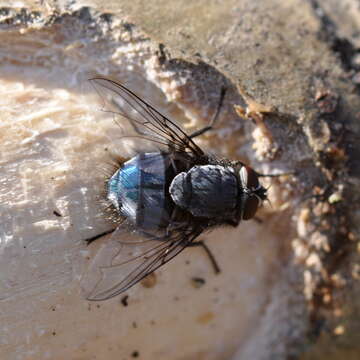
xmin=85 ymin=228 xmax=116 ymax=245
xmin=256 ymin=170 xmax=295 ymax=178
xmin=187 ymin=241 xmax=221 ymax=274
xmin=253 ymin=216 xmax=263 ymax=224
xmin=189 ymin=87 xmax=227 ymax=139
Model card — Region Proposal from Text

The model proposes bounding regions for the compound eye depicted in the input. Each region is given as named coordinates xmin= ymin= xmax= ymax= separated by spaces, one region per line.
xmin=239 ymin=166 xmax=259 ymax=189
xmin=242 ymin=196 xmax=259 ymax=220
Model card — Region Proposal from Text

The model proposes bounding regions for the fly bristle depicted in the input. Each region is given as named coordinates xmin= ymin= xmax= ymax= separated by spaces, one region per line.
xmin=108 ymin=152 xmax=127 ymax=168
xmin=97 ymin=196 xmax=122 ymax=224
xmin=89 ymin=149 xmax=127 ymax=229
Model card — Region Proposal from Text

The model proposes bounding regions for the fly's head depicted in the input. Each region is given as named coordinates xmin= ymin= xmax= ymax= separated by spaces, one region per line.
xmin=238 ymin=165 xmax=267 ymax=220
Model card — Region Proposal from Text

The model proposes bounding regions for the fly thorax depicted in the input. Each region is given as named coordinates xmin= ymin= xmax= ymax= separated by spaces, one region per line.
xmin=169 ymin=165 xmax=238 ymax=219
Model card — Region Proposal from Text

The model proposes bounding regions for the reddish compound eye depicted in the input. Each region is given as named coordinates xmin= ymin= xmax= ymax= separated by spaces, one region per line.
xmin=242 ymin=196 xmax=260 ymax=220
xmin=239 ymin=166 xmax=262 ymax=220
xmin=239 ymin=166 xmax=259 ymax=189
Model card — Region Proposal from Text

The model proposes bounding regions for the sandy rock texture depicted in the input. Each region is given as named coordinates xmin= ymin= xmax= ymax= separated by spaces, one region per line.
xmin=0 ymin=1 xmax=359 ymax=360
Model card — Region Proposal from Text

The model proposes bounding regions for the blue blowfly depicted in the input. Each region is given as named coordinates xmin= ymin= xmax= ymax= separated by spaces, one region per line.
xmin=81 ymin=77 xmax=271 ymax=301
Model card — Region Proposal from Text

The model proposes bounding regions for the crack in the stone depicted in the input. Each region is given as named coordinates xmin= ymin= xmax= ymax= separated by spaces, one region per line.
xmin=303 ymin=1 xmax=358 ymax=344
xmin=308 ymin=0 xmax=359 ymax=72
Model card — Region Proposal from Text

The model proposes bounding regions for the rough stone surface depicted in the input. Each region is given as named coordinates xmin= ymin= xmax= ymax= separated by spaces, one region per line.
xmin=0 ymin=1 xmax=359 ymax=360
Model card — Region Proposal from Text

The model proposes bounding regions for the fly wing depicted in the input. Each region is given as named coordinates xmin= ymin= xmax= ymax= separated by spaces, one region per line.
xmin=81 ymin=223 xmax=202 ymax=301
xmin=89 ymin=77 xmax=204 ymax=157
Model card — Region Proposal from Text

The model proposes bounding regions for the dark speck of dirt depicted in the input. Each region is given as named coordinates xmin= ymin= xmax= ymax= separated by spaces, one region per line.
xmin=121 ymin=295 xmax=129 ymax=307
xmin=131 ymin=350 xmax=139 ymax=358
xmin=53 ymin=210 xmax=62 ymax=217
xmin=191 ymin=277 xmax=206 ymax=288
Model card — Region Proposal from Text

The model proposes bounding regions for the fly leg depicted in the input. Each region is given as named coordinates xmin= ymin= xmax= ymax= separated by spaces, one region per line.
xmin=165 ymin=207 xmax=184 ymax=237
xmin=85 ymin=228 xmax=116 ymax=245
xmin=232 ymin=160 xmax=294 ymax=178
xmin=256 ymin=171 xmax=295 ymax=178
xmin=188 ymin=87 xmax=227 ymax=139
xmin=187 ymin=241 xmax=221 ymax=274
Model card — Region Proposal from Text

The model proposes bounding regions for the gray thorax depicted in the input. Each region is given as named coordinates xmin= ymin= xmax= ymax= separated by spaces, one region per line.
xmin=169 ymin=165 xmax=238 ymax=219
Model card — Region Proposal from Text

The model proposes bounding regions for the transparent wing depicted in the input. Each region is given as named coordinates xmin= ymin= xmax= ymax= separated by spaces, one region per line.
xmin=81 ymin=223 xmax=202 ymax=301
xmin=89 ymin=77 xmax=204 ymax=156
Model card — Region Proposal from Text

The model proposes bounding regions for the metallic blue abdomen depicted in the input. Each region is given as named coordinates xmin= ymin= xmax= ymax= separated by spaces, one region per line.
xmin=108 ymin=152 xmax=169 ymax=230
